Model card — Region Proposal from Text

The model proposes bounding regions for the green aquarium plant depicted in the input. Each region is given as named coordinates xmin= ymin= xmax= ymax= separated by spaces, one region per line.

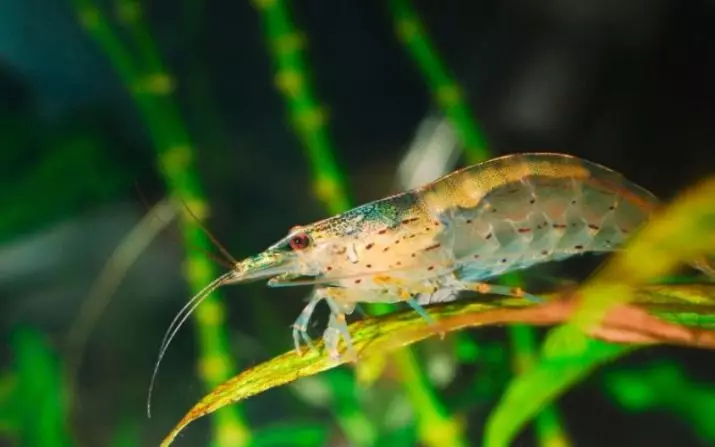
xmin=158 ymin=112 xmax=715 ymax=447
xmin=386 ymin=1 xmax=570 ymax=444
xmin=72 ymin=0 xmax=251 ymax=444
xmin=252 ymin=0 xmax=465 ymax=445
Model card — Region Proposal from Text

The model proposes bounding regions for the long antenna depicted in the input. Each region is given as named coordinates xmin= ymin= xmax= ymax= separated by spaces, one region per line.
xmin=133 ymin=183 xmax=235 ymax=269
xmin=146 ymin=271 xmax=234 ymax=418
xmin=176 ymin=195 xmax=239 ymax=266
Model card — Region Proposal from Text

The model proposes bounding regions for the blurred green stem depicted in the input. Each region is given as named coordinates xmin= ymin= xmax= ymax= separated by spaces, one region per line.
xmin=251 ymin=0 xmax=351 ymax=211
xmin=509 ymin=325 xmax=571 ymax=447
xmin=387 ymin=0 xmax=489 ymax=164
xmin=11 ymin=328 xmax=74 ymax=447
xmin=73 ymin=1 xmax=251 ymax=445
xmin=388 ymin=2 xmax=570 ymax=445
xmin=251 ymin=0 xmax=463 ymax=446
xmin=249 ymin=1 xmax=375 ymax=446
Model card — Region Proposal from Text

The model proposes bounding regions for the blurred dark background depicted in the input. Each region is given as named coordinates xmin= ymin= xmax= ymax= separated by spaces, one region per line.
xmin=1 ymin=0 xmax=714 ymax=446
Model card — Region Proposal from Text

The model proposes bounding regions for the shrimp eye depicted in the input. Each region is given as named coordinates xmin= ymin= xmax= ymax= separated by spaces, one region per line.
xmin=289 ymin=233 xmax=311 ymax=250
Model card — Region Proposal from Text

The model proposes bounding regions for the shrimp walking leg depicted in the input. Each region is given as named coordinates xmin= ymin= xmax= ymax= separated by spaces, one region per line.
xmin=292 ymin=291 xmax=325 ymax=354
xmin=406 ymin=297 xmax=436 ymax=325
xmin=406 ymin=296 xmax=449 ymax=339
xmin=324 ymin=296 xmax=357 ymax=361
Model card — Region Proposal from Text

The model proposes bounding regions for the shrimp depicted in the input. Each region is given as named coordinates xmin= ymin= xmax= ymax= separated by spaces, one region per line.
xmin=151 ymin=152 xmax=713 ymax=388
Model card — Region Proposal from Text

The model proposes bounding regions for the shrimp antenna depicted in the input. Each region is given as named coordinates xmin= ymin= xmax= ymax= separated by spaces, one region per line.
xmin=146 ymin=271 xmax=234 ymax=418
xmin=175 ymin=195 xmax=239 ymax=266
xmin=133 ymin=183 xmax=235 ymax=270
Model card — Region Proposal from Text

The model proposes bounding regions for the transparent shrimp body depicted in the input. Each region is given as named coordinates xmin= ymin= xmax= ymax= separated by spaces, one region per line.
xmin=229 ymin=152 xmax=669 ymax=360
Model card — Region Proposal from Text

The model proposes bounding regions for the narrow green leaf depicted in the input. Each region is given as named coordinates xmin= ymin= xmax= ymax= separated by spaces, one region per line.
xmin=159 ymin=284 xmax=715 ymax=446
xmin=0 ymin=372 xmax=18 ymax=435
xmin=11 ymin=327 xmax=74 ymax=447
xmin=484 ymin=328 xmax=637 ymax=447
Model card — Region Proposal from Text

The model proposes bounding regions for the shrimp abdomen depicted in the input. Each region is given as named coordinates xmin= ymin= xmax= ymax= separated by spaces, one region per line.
xmin=422 ymin=153 xmax=660 ymax=280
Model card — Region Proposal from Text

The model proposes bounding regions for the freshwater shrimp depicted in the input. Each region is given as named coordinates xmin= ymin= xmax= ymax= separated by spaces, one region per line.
xmin=150 ymin=152 xmax=713 ymax=401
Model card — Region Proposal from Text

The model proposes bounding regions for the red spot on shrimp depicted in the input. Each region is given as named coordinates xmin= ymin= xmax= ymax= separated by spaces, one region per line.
xmin=588 ymin=224 xmax=600 ymax=230
xmin=424 ymin=243 xmax=442 ymax=251
xmin=378 ymin=229 xmax=387 ymax=235
xmin=552 ymin=223 xmax=567 ymax=229
xmin=517 ymin=227 xmax=531 ymax=233
xmin=427 ymin=266 xmax=435 ymax=271
xmin=355 ymin=279 xmax=362 ymax=284
xmin=365 ymin=243 xmax=374 ymax=250
xmin=401 ymin=217 xmax=419 ymax=224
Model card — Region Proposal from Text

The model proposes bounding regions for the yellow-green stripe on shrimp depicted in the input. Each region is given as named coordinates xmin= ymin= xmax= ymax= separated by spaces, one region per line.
xmin=152 ymin=152 xmax=714 ymax=370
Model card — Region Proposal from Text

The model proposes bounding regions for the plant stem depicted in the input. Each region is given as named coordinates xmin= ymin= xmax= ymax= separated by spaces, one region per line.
xmin=387 ymin=2 xmax=571 ymax=445
xmin=72 ymin=1 xmax=251 ymax=445
xmin=251 ymin=0 xmax=351 ymax=213
xmin=387 ymin=0 xmax=489 ymax=164
xmin=251 ymin=1 xmax=464 ymax=446
xmin=509 ymin=325 xmax=572 ymax=447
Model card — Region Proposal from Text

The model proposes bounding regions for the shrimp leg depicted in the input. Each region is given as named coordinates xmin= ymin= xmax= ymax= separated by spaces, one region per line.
xmin=405 ymin=297 xmax=436 ymax=325
xmin=292 ymin=291 xmax=325 ymax=354
xmin=324 ymin=296 xmax=356 ymax=361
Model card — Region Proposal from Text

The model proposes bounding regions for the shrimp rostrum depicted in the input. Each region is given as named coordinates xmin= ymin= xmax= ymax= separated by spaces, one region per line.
xmin=158 ymin=152 xmax=715 ymax=365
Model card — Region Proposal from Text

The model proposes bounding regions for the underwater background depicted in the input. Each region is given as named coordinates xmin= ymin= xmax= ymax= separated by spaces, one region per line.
xmin=1 ymin=0 xmax=715 ymax=446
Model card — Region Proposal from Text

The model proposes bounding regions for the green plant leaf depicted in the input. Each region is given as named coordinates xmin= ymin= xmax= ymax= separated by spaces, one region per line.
xmin=11 ymin=327 xmax=74 ymax=447
xmin=159 ymin=283 xmax=715 ymax=446
xmin=484 ymin=327 xmax=636 ymax=447
xmin=0 ymin=372 xmax=18 ymax=435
